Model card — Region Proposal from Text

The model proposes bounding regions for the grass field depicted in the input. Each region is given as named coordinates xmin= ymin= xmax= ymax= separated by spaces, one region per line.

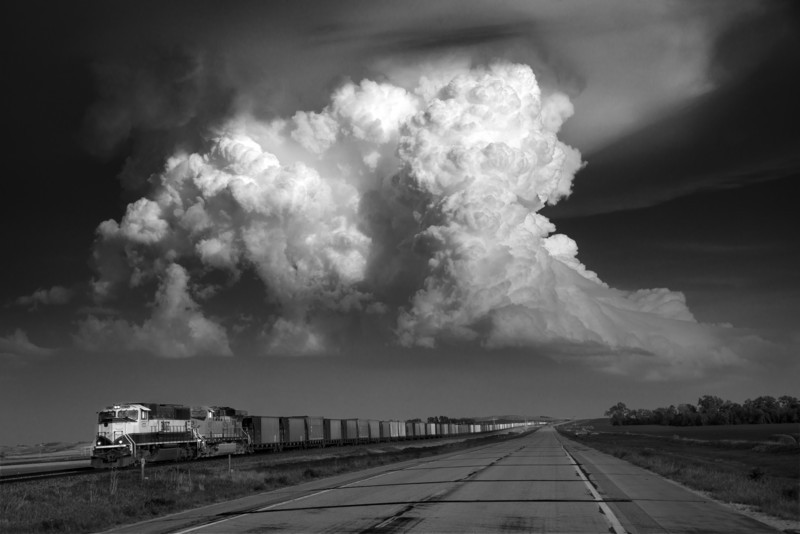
xmin=574 ymin=418 xmax=800 ymax=442
xmin=558 ymin=419 xmax=799 ymax=522
xmin=0 ymin=430 xmax=529 ymax=534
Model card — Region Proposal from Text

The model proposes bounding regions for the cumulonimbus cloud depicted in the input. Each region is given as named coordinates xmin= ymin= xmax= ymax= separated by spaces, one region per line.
xmin=83 ymin=61 xmax=749 ymax=378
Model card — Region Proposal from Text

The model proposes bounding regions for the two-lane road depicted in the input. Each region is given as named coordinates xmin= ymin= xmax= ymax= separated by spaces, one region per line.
xmin=112 ymin=427 xmax=780 ymax=533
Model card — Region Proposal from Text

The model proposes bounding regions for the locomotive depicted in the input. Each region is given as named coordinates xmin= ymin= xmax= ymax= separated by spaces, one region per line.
xmin=91 ymin=402 xmax=531 ymax=469
xmin=91 ymin=403 xmax=250 ymax=468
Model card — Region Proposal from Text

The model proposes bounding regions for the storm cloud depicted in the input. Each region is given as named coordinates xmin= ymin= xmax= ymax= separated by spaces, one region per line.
xmin=75 ymin=61 xmax=756 ymax=378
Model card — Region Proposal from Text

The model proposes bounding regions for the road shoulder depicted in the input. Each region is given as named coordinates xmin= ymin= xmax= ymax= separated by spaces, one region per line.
xmin=559 ymin=435 xmax=788 ymax=533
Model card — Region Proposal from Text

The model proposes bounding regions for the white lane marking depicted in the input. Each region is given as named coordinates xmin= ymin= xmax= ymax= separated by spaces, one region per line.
xmin=561 ymin=445 xmax=627 ymax=534
xmin=172 ymin=471 xmax=395 ymax=534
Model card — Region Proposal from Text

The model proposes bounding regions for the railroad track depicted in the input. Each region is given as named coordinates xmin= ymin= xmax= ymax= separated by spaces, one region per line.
xmin=0 ymin=466 xmax=96 ymax=484
xmin=0 ymin=455 xmax=228 ymax=484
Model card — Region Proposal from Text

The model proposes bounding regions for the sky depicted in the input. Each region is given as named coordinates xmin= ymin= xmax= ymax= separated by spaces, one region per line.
xmin=2 ymin=0 xmax=799 ymax=446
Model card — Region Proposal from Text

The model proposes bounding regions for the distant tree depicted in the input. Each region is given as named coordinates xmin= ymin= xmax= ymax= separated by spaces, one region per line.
xmin=726 ymin=401 xmax=745 ymax=425
xmin=427 ymin=416 xmax=453 ymax=424
xmin=626 ymin=408 xmax=654 ymax=425
xmin=675 ymin=403 xmax=700 ymax=426
xmin=744 ymin=396 xmax=778 ymax=424
xmin=717 ymin=401 xmax=739 ymax=425
xmin=697 ymin=395 xmax=725 ymax=425
xmin=606 ymin=395 xmax=796 ymax=427
xmin=604 ymin=402 xmax=629 ymax=426
xmin=652 ymin=407 xmax=669 ymax=425
xmin=639 ymin=409 xmax=654 ymax=424
xmin=777 ymin=395 xmax=799 ymax=423
xmin=665 ymin=405 xmax=678 ymax=425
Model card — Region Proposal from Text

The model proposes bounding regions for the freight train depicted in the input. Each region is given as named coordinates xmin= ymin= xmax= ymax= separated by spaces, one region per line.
xmin=91 ymin=402 xmax=529 ymax=468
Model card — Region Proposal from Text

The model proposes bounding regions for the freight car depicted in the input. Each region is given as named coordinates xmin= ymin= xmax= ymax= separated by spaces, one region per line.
xmin=241 ymin=417 xmax=524 ymax=449
xmin=92 ymin=402 xmax=530 ymax=468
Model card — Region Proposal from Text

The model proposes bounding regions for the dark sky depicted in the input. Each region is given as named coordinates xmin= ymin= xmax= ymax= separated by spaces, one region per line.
xmin=2 ymin=1 xmax=798 ymax=445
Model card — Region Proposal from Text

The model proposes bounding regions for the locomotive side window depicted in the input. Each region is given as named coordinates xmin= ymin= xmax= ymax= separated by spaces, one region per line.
xmin=142 ymin=411 xmax=148 ymax=420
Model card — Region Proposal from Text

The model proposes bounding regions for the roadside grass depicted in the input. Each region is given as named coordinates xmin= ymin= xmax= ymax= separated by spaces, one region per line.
xmin=0 ymin=431 xmax=527 ymax=533
xmin=558 ymin=424 xmax=799 ymax=521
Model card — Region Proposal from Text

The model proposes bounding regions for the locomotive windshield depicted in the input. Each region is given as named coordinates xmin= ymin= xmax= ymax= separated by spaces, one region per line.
xmin=97 ymin=409 xmax=139 ymax=423
xmin=98 ymin=411 xmax=115 ymax=423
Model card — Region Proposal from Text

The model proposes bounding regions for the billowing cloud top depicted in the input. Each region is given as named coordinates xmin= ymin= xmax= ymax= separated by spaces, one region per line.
xmin=83 ymin=62 xmax=744 ymax=378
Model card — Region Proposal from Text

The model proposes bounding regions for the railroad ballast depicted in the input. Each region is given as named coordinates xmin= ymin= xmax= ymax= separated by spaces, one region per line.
xmin=91 ymin=402 xmax=530 ymax=468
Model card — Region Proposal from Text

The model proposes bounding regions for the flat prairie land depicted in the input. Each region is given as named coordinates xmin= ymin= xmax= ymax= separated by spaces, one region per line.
xmin=574 ymin=418 xmax=800 ymax=442
xmin=558 ymin=419 xmax=799 ymax=521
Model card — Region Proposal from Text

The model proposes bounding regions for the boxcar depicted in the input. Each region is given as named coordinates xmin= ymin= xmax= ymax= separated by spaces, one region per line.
xmin=244 ymin=416 xmax=281 ymax=449
xmin=357 ymin=419 xmax=370 ymax=441
xmin=282 ymin=417 xmax=307 ymax=444
xmin=368 ymin=420 xmax=380 ymax=442
xmin=307 ymin=416 xmax=324 ymax=444
xmin=414 ymin=422 xmax=425 ymax=437
xmin=342 ymin=419 xmax=359 ymax=443
xmin=324 ymin=418 xmax=343 ymax=444
xmin=380 ymin=421 xmax=391 ymax=441
xmin=390 ymin=420 xmax=404 ymax=439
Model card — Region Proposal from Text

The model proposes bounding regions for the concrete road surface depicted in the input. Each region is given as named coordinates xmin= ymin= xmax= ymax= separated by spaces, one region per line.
xmin=109 ymin=426 xmax=780 ymax=533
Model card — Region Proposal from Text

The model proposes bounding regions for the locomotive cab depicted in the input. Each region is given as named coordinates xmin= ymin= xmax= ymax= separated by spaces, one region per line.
xmin=96 ymin=405 xmax=149 ymax=442
xmin=92 ymin=403 xmax=152 ymax=467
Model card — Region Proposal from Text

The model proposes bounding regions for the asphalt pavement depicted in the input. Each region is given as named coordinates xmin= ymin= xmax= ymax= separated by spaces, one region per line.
xmin=105 ymin=426 xmax=781 ymax=533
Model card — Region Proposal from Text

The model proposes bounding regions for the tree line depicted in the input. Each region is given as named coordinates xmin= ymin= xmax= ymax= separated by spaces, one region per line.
xmin=605 ymin=395 xmax=800 ymax=426
xmin=407 ymin=416 xmax=514 ymax=425
xmin=423 ymin=416 xmax=477 ymax=424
